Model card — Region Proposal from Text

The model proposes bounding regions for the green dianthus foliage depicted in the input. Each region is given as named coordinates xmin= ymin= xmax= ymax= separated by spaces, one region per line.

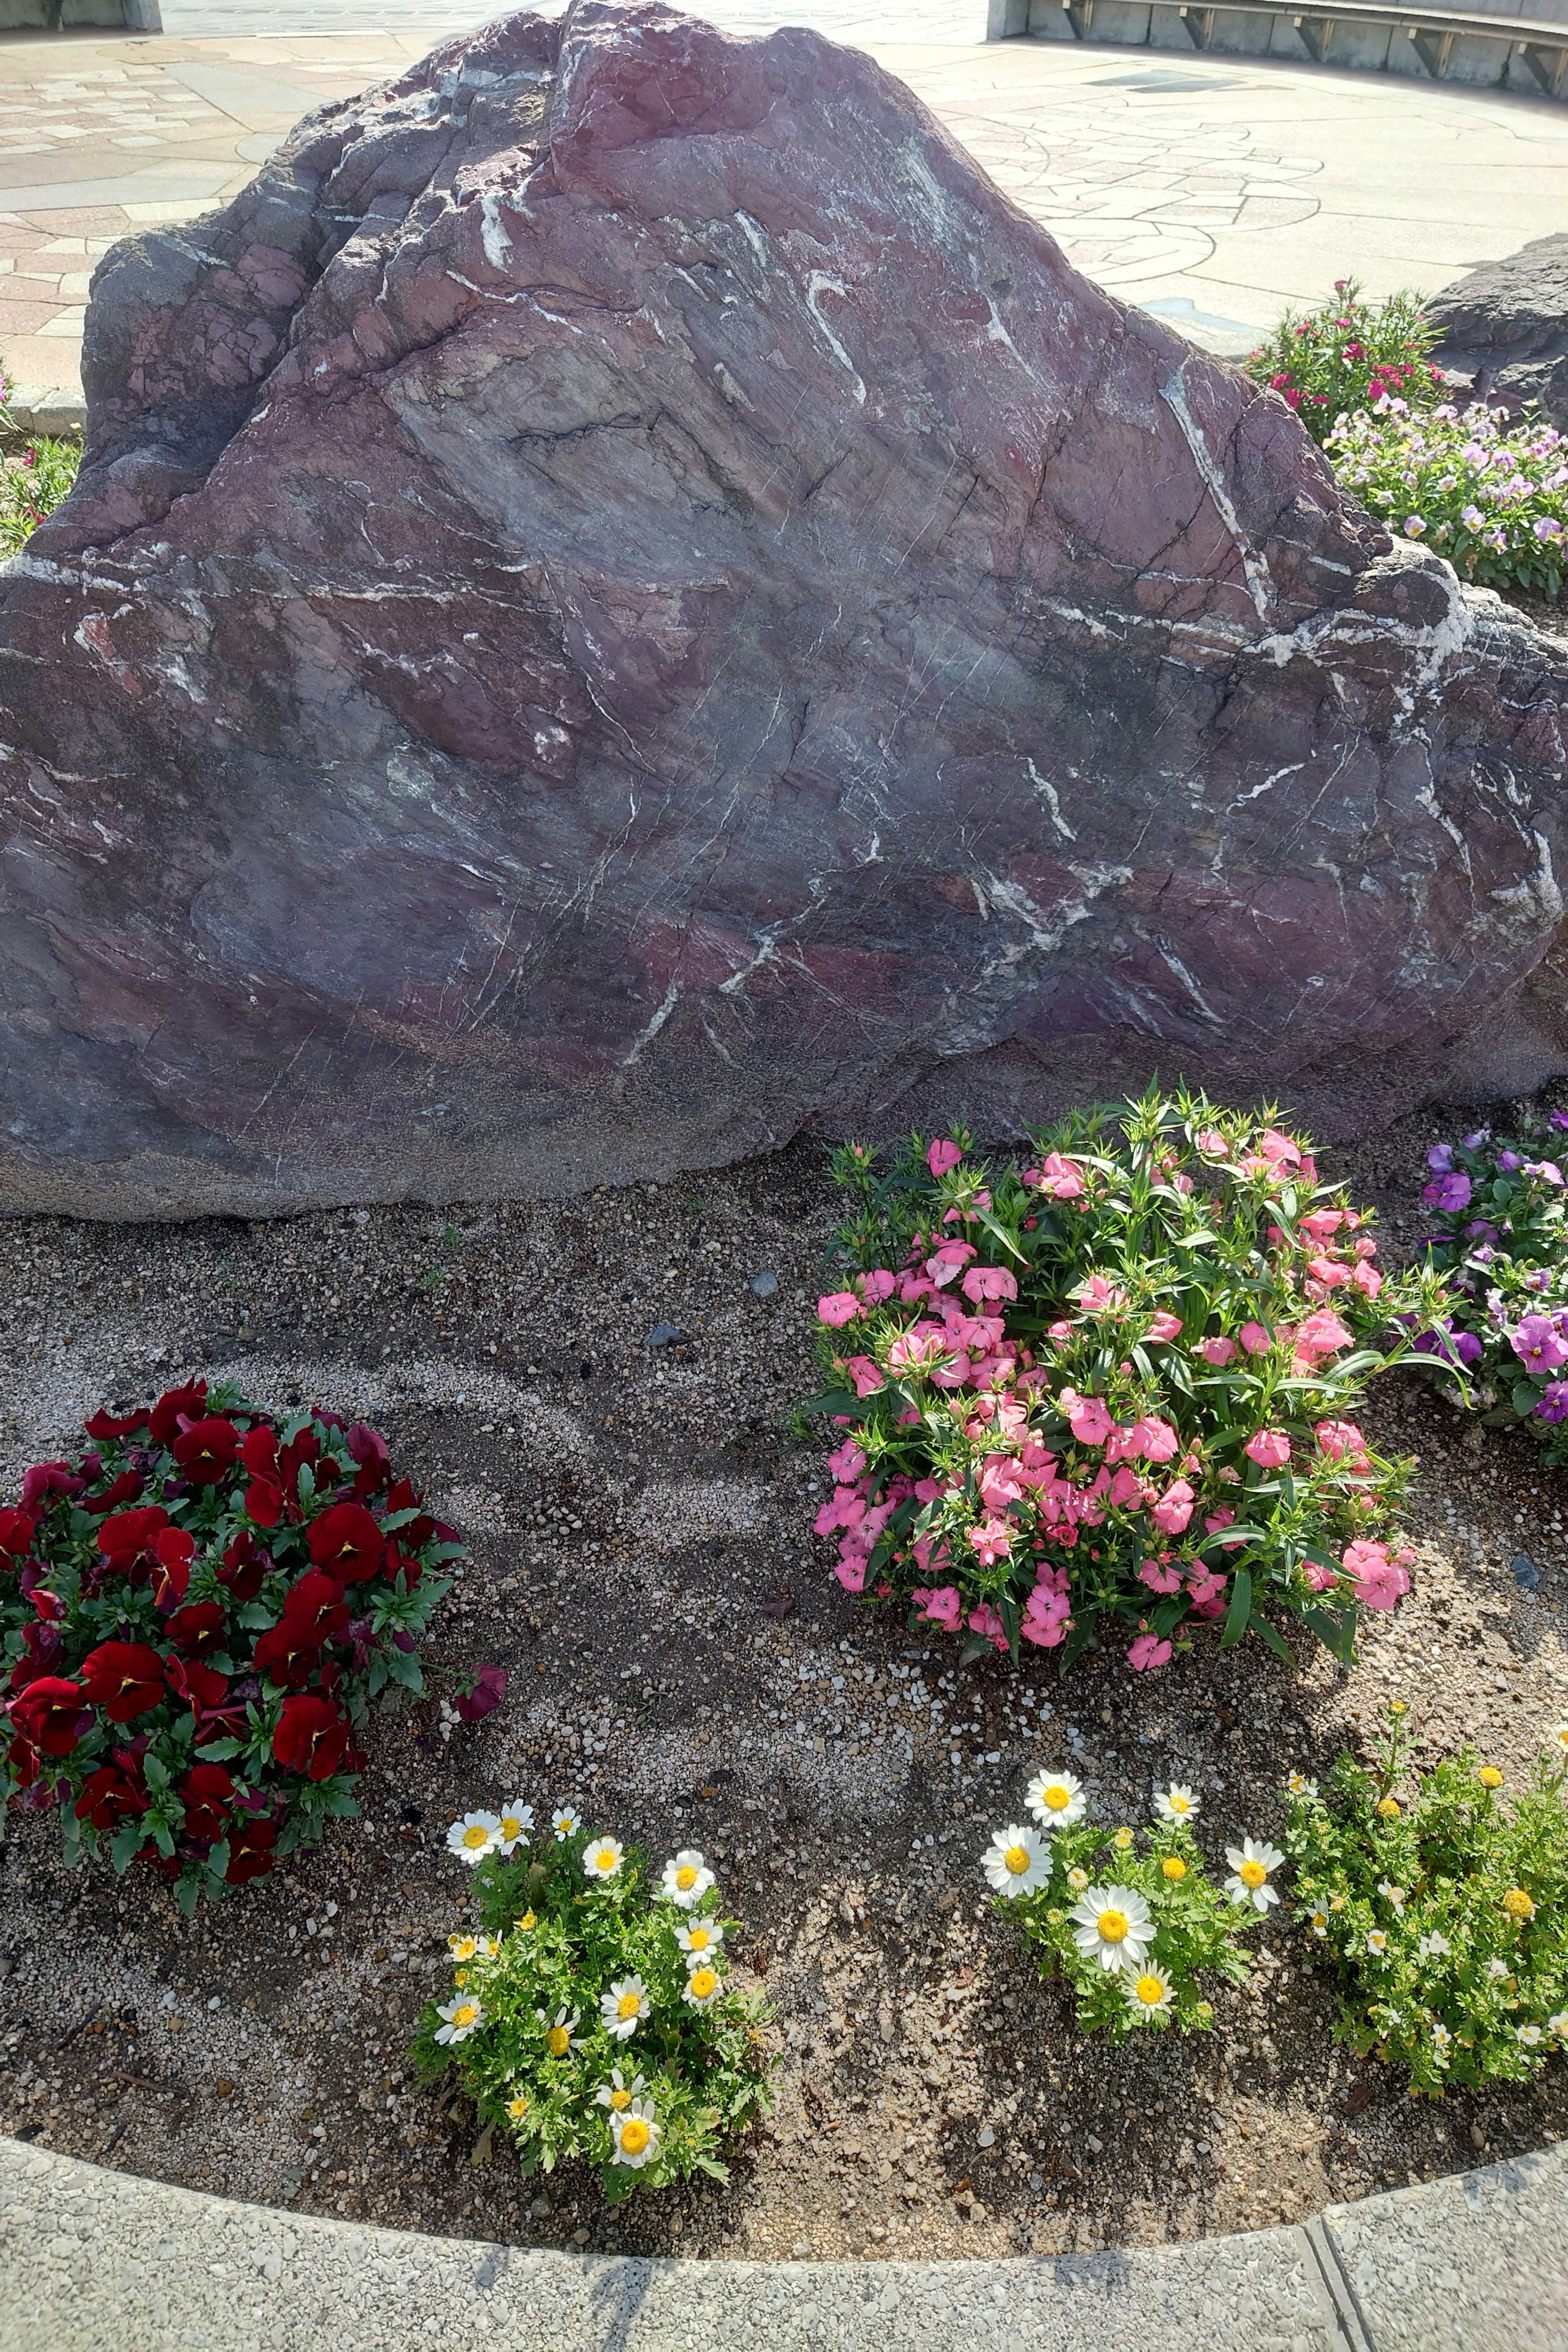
xmin=991 ymin=1809 xmax=1258 ymax=2041
xmin=411 ymin=1824 xmax=777 ymax=2202
xmin=1282 ymin=1708 xmax=1568 ymax=2096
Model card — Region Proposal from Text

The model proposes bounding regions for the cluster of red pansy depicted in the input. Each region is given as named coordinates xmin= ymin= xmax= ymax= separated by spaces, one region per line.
xmin=0 ymin=1381 xmax=502 ymax=1905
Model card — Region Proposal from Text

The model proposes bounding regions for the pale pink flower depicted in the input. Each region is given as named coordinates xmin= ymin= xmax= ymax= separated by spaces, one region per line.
xmin=1136 ymin=1416 xmax=1180 ymax=1463
xmin=1352 ymin=1262 xmax=1382 ymax=1299
xmin=1244 ymin=1429 xmax=1291 ymax=1469
xmin=1238 ymin=1321 xmax=1272 ymax=1355
xmin=1150 ymin=1478 xmax=1195 ymax=1535
xmin=1060 ymin=1390 xmax=1114 ymax=1446
xmin=888 ymin=1329 xmax=945 ymax=1376
xmin=962 ymin=1263 xmax=1018 ymax=1306
xmin=826 ymin=1437 xmax=867 ymax=1482
xmin=1196 ymin=1128 xmax=1229 ymax=1157
xmin=1186 ymin=1570 xmax=1228 ymax=1616
xmin=1313 ymin=1419 xmax=1364 ymax=1462
xmin=1304 ymin=1559 xmax=1339 ymax=1592
xmin=1020 ymin=1583 xmax=1071 ymax=1647
xmin=1139 ymin=1558 xmax=1183 ymax=1594
xmin=1203 ymin=1507 xmax=1236 ymax=1535
xmin=1294 ymin=1308 xmax=1352 ymax=1359
xmin=1299 ymin=1209 xmax=1343 ymax=1241
xmin=818 ymin=1292 xmax=861 ymax=1327
xmin=1147 ymin=1311 xmax=1183 ymax=1343
xmin=1257 ymin=1128 xmax=1301 ymax=1167
xmin=967 ymin=1601 xmax=1008 ymax=1648
xmin=1030 ymin=1150 xmax=1085 ymax=1200
xmin=1075 ymin=1272 xmax=1125 ymax=1314
xmin=926 ymin=1240 xmax=977 ymax=1288
xmin=834 ymin=1552 xmax=868 ymax=1593
xmin=1195 ymin=1334 xmax=1236 ymax=1367
xmin=927 ymin=1139 xmax=963 ymax=1179
xmin=860 ymin=1269 xmax=898 ymax=1305
xmin=1127 ymin=1631 xmax=1173 ymax=1671
xmin=1306 ymin=1254 xmax=1351 ymax=1290
xmin=1343 ymin=1537 xmax=1410 ymax=1611
xmin=845 ymin=1356 xmax=884 ymax=1398
xmin=1047 ymin=1319 xmax=1075 ymax=1341
xmin=911 ymin=1584 xmax=962 ymax=1631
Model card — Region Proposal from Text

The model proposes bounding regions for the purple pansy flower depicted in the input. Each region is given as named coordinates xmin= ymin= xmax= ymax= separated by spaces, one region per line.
xmin=1512 ymin=1315 xmax=1568 ymax=1374
xmin=1537 ymin=1382 xmax=1568 ymax=1424
xmin=1498 ymin=1151 xmax=1524 ymax=1172
xmin=1421 ymin=1172 xmax=1472 ymax=1212
xmin=1427 ymin=1144 xmax=1455 ymax=1174
xmin=1525 ymin=1160 xmax=1565 ymax=1187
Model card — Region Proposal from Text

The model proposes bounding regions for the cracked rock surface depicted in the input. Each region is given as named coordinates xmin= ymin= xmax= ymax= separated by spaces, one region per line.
xmin=3 ymin=0 xmax=1567 ymax=1216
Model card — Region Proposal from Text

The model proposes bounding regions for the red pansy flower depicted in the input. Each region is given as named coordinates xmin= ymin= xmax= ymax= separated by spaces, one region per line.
xmin=307 ymin=1502 xmax=383 ymax=1582
xmin=20 ymin=1461 xmax=82 ymax=1515
xmin=382 ymin=1542 xmax=422 ymax=1590
xmin=217 ymin=1531 xmax=269 ymax=1604
xmin=74 ymin=1757 xmax=150 ymax=1831
xmin=225 ymin=1815 xmax=279 ymax=1884
xmin=0 ymin=1508 xmax=36 ymax=1565
xmin=347 ymin=1422 xmax=391 ymax=1497
xmin=272 ymin=1694 xmax=350 ymax=1780
xmin=98 ymin=1505 xmax=172 ymax=1582
xmin=80 ymin=1641 xmax=167 ymax=1724
xmin=83 ymin=1469 xmax=145 ymax=1517
xmin=149 ymin=1526 xmax=196 ymax=1612
xmin=8 ymin=1676 xmax=89 ymax=1757
xmin=5 ymin=1733 xmax=39 ymax=1788
xmin=164 ymin=1654 xmax=229 ymax=1718
xmin=172 ymin=1417 xmax=240 ymax=1486
xmin=164 ymin=1601 xmax=227 ymax=1660
xmin=84 ymin=1405 xmax=147 ymax=1441
xmin=281 ymin=1569 xmax=350 ymax=1644
xmin=178 ymin=1762 xmax=234 ymax=1845
xmin=251 ymin=1620 xmax=323 ymax=1690
xmin=148 ymin=1379 xmax=208 ymax=1446
xmin=454 ymin=1664 xmax=507 ymax=1724
xmin=241 ymin=1426 xmax=279 ymax=1480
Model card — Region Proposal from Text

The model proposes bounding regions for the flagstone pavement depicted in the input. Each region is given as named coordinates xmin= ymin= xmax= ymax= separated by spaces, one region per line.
xmin=4 ymin=11 xmax=1568 ymax=422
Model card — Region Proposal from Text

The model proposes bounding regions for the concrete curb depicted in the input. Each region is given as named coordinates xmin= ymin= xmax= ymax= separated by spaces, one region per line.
xmin=1 ymin=2134 xmax=1564 ymax=2351
xmin=1 ymin=387 xmax=86 ymax=440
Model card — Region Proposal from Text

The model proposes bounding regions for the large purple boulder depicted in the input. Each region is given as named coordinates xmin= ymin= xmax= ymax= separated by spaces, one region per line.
xmin=2 ymin=0 xmax=1566 ymax=1215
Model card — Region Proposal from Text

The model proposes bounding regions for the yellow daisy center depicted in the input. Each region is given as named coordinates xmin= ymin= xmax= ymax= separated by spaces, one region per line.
xmin=509 ymin=2096 xmax=527 ymax=2118
xmin=454 ymin=1969 xmax=468 ymax=1987
xmin=1479 ymin=1767 xmax=1504 ymax=1789
xmin=1134 ymin=1973 xmax=1165 ymax=2006
xmin=501 ymin=1815 xmax=523 ymax=1839
xmin=594 ymin=1849 xmax=615 ymax=1873
xmin=462 ymin=1825 xmax=490 ymax=1850
xmin=1162 ymin=1857 xmax=1187 ymax=1882
xmin=1042 ymin=1785 xmax=1071 ymax=1812
xmin=1004 ymin=1845 xmax=1031 ymax=1876
xmin=451 ymin=1937 xmax=476 ymax=1958
xmin=548 ymin=2026 xmax=570 ymax=2056
xmin=610 ymin=2087 xmax=632 ymax=2111
xmin=677 ymin=1865 xmax=698 ymax=1890
xmin=618 ymin=1991 xmax=642 ymax=2020
xmin=1240 ymin=1859 xmax=1267 ymax=1889
xmin=1504 ymin=1889 xmax=1535 ymax=1921
xmin=1169 ymin=1797 xmax=1189 ymax=1814
xmin=690 ymin=1969 xmax=718 ymax=2000
xmin=519 ymin=1911 xmax=537 ymax=1931
xmin=1377 ymin=1798 xmax=1400 ymax=1820
xmin=688 ymin=1927 xmax=710 ymax=1951
xmin=1098 ymin=1908 xmax=1129 ymax=1944
xmin=620 ymin=2118 xmax=650 ymax=2156
xmin=453 ymin=2004 xmax=477 ymax=2029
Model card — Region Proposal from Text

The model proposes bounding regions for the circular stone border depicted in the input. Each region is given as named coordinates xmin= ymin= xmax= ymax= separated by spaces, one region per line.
xmin=2 ymin=2133 xmax=1564 ymax=2351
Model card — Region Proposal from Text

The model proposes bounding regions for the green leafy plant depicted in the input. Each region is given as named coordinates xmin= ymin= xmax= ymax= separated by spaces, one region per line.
xmin=412 ymin=1808 xmax=776 ymax=2200
xmin=0 ymin=371 xmax=79 ymax=557
xmin=1281 ymin=1707 xmax=1568 ymax=2095
xmin=803 ymin=1087 xmax=1452 ymax=1675
xmin=985 ymin=1773 xmax=1269 ymax=2038
xmin=1411 ymin=1115 xmax=1568 ymax=1460
xmin=1245 ymin=278 xmax=1439 ymax=446
xmin=1329 ymin=399 xmax=1567 ymax=599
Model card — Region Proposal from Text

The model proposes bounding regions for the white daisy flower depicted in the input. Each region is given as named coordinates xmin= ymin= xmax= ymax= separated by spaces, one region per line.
xmin=1418 ymin=1930 xmax=1451 ymax=1961
xmin=981 ymin=1824 xmax=1051 ymax=1898
xmin=1309 ymin=1907 xmax=1330 ymax=1939
xmin=676 ymin=1920 xmax=725 ymax=1962
xmin=506 ymin=2091 xmax=529 ymax=2123
xmin=683 ymin=1963 xmax=723 ymax=2011
xmin=1367 ymin=1930 xmax=1389 ymax=1956
xmin=1549 ymin=2013 xmax=1568 ymax=2038
xmin=594 ymin=2068 xmax=648 ymax=2114
xmin=1286 ymin=1773 xmax=1318 ymax=1798
xmin=662 ymin=1850 xmax=715 ymax=1908
xmin=1517 ymin=2022 xmax=1545 ymax=2047
xmin=446 ymin=1811 xmax=502 ymax=1865
xmin=551 ymin=1806 xmax=583 ymax=1841
xmin=448 ymin=1933 xmax=480 ymax=1961
xmin=1125 ymin=1963 xmax=1175 ymax=2023
xmin=1153 ymin=1785 xmax=1200 ymax=1826
xmin=1224 ymin=1838 xmax=1285 ymax=1913
xmin=537 ymin=2005 xmax=585 ymax=2059
xmin=1069 ymin=1885 xmax=1153 ymax=1972
xmin=1547 ymin=1722 xmax=1568 ymax=1758
xmin=1488 ymin=1958 xmax=1511 ymax=1980
xmin=610 ymin=2097 xmax=661 ymax=2169
xmin=1378 ymin=1879 xmax=1406 ymax=1914
xmin=1065 ymin=1866 xmax=1089 ymax=1894
xmin=583 ymin=1835 xmax=625 ymax=1883
xmin=1025 ymin=1768 xmax=1086 ymax=1830
xmin=602 ymin=1976 xmax=650 ymax=2039
xmin=434 ymin=1993 xmax=484 ymax=2045
xmin=497 ymin=1799 xmax=534 ymax=1854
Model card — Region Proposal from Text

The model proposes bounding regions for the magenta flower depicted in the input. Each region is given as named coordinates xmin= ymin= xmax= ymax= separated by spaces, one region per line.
xmin=926 ymin=1138 xmax=963 ymax=1180
xmin=1421 ymin=1172 xmax=1472 ymax=1212
xmin=818 ymin=1292 xmax=862 ymax=1328
xmin=1243 ymin=1429 xmax=1291 ymax=1469
xmin=1512 ymin=1315 xmax=1568 ymax=1374
xmin=1127 ymin=1632 xmax=1172 ymax=1671
xmin=1535 ymin=1383 xmax=1568 ymax=1424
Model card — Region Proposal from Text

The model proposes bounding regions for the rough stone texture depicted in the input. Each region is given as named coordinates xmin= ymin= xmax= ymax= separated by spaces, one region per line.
xmin=2 ymin=1 xmax=1567 ymax=1217
xmin=0 ymin=2134 xmax=1359 ymax=2350
xmin=1428 ymin=234 xmax=1568 ymax=429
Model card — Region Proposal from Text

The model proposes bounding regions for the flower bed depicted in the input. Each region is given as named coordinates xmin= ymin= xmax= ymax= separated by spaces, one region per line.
xmin=0 ymin=1381 xmax=500 ymax=1910
xmin=1244 ymin=278 xmax=1439 ymax=446
xmin=1413 ymin=1118 xmax=1568 ymax=1459
xmin=1282 ymin=1709 xmax=1568 ymax=2095
xmin=0 ymin=369 xmax=78 ymax=558
xmin=804 ymin=1090 xmax=1451 ymax=1673
xmin=413 ymin=1806 xmax=775 ymax=2198
xmin=984 ymin=1770 xmax=1271 ymax=2038
xmin=1328 ymin=400 xmax=1568 ymax=600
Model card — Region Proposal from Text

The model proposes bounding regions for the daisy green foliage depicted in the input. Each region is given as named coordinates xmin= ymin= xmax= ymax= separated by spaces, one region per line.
xmin=804 ymin=1087 xmax=1452 ymax=1676
xmin=1412 ymin=1115 xmax=1568 ymax=1461
xmin=984 ymin=1775 xmax=1269 ymax=2038
xmin=0 ymin=372 xmax=79 ymax=559
xmin=1282 ymin=1708 xmax=1568 ymax=2096
xmin=1244 ymin=278 xmax=1439 ymax=447
xmin=412 ymin=1808 xmax=775 ymax=2201
xmin=1327 ymin=399 xmax=1568 ymax=599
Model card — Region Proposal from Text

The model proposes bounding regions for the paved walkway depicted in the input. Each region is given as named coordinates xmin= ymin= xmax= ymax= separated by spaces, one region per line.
xmin=4 ymin=2130 xmax=1566 ymax=2351
xmin=4 ymin=21 xmax=1568 ymax=421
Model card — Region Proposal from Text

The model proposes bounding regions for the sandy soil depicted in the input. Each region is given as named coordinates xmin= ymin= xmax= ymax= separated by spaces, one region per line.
xmin=2 ymin=1098 xmax=1567 ymax=2262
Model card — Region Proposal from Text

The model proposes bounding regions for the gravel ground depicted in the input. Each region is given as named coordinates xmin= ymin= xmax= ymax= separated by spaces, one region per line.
xmin=2 ymin=1098 xmax=1568 ymax=2265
